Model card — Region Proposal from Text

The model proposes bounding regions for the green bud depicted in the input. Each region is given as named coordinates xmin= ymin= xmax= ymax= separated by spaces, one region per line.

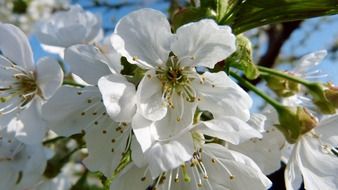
xmin=227 ymin=35 xmax=260 ymax=79
xmin=276 ymin=106 xmax=317 ymax=144
xmin=265 ymin=74 xmax=301 ymax=97
xmin=307 ymin=83 xmax=336 ymax=114
xmin=324 ymin=83 xmax=338 ymax=108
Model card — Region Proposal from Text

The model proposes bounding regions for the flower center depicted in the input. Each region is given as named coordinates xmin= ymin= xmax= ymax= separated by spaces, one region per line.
xmin=0 ymin=64 xmax=39 ymax=114
xmin=156 ymin=56 xmax=197 ymax=103
xmin=15 ymin=73 xmax=38 ymax=98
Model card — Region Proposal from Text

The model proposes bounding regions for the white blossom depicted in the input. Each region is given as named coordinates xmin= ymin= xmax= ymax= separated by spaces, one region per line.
xmin=111 ymin=8 xmax=252 ymax=176
xmin=41 ymin=43 xmax=136 ymax=177
xmin=110 ymin=143 xmax=271 ymax=190
xmin=0 ymin=23 xmax=63 ymax=144
xmin=0 ymin=125 xmax=47 ymax=189
xmin=34 ymin=5 xmax=102 ymax=48
xmin=284 ymin=115 xmax=338 ymax=190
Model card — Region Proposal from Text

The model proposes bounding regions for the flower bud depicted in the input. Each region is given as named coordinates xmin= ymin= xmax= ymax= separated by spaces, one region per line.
xmin=276 ymin=106 xmax=317 ymax=144
xmin=324 ymin=84 xmax=338 ymax=108
xmin=265 ymin=75 xmax=301 ymax=97
xmin=308 ymin=83 xmax=336 ymax=114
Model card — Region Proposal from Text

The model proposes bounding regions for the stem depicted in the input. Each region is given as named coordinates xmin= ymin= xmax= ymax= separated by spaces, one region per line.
xmin=257 ymin=66 xmax=311 ymax=86
xmin=229 ymin=71 xmax=283 ymax=110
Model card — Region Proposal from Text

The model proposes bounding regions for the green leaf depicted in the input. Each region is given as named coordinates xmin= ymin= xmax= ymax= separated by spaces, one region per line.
xmin=12 ymin=0 xmax=29 ymax=14
xmin=220 ymin=0 xmax=338 ymax=34
xmin=227 ymin=35 xmax=259 ymax=79
xmin=200 ymin=0 xmax=217 ymax=9
xmin=216 ymin=0 xmax=229 ymax=22
xmin=120 ymin=57 xmax=145 ymax=85
xmin=172 ymin=7 xmax=215 ymax=31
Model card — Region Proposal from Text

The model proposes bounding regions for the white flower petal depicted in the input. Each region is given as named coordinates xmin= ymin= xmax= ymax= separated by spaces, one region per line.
xmin=0 ymin=23 xmax=34 ymax=70
xmin=16 ymin=144 xmax=47 ymax=189
xmin=111 ymin=8 xmax=172 ymax=69
xmin=40 ymin=44 xmax=65 ymax=58
xmin=0 ymin=56 xmax=14 ymax=84
xmin=34 ymin=171 xmax=72 ymax=190
xmin=0 ymin=113 xmax=13 ymax=130
xmin=57 ymin=25 xmax=88 ymax=46
xmin=248 ymin=113 xmax=267 ymax=133
xmin=230 ymin=127 xmax=285 ymax=175
xmin=131 ymin=137 xmax=147 ymax=168
xmin=13 ymin=101 xmax=47 ymax=145
xmin=294 ymin=50 xmax=327 ymax=73
xmin=35 ymin=5 xmax=102 ymax=47
xmin=198 ymin=116 xmax=262 ymax=144
xmin=284 ymin=141 xmax=307 ymax=190
xmin=136 ymin=71 xmax=167 ymax=121
xmin=98 ymin=75 xmax=136 ymax=122
xmin=315 ymin=114 xmax=338 ymax=145
xmin=194 ymin=72 xmax=252 ymax=121
xmin=132 ymin=113 xmax=156 ymax=152
xmin=204 ymin=144 xmax=272 ymax=190
xmin=109 ymin=164 xmax=151 ymax=190
xmin=41 ymin=86 xmax=109 ymax=136
xmin=292 ymin=137 xmax=338 ymax=190
xmin=36 ymin=57 xmax=63 ymax=100
xmin=153 ymin=94 xmax=196 ymax=140
xmin=171 ymin=19 xmax=236 ymax=68
xmin=0 ymin=167 xmax=16 ymax=190
xmin=65 ymin=44 xmax=112 ymax=85
xmin=145 ymin=133 xmax=194 ymax=178
xmin=0 ymin=127 xmax=47 ymax=189
xmin=83 ymin=121 xmax=131 ymax=177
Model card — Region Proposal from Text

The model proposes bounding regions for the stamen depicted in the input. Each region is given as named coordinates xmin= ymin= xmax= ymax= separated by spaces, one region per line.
xmin=167 ymin=170 xmax=173 ymax=190
xmin=175 ymin=168 xmax=180 ymax=183
xmin=212 ymin=157 xmax=234 ymax=178
xmin=181 ymin=165 xmax=191 ymax=183
xmin=190 ymin=163 xmax=201 ymax=188
xmin=177 ymin=95 xmax=185 ymax=122
xmin=153 ymin=173 xmax=164 ymax=190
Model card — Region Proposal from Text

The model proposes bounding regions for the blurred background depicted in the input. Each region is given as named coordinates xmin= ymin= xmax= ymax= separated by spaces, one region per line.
xmin=1 ymin=0 xmax=337 ymax=189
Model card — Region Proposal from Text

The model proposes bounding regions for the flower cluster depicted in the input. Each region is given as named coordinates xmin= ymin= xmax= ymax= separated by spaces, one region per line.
xmin=0 ymin=4 xmax=337 ymax=190
xmin=0 ymin=0 xmax=69 ymax=33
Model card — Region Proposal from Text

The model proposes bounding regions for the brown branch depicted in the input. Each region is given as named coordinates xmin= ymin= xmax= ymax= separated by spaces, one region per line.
xmin=258 ymin=20 xmax=302 ymax=68
xmin=247 ymin=20 xmax=303 ymax=87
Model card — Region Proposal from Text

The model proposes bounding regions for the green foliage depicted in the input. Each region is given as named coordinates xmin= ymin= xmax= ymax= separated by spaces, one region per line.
xmin=216 ymin=0 xmax=229 ymax=22
xmin=219 ymin=0 xmax=338 ymax=34
xmin=227 ymin=35 xmax=260 ymax=79
xmin=70 ymin=171 xmax=105 ymax=190
xmin=12 ymin=0 xmax=29 ymax=14
xmin=171 ymin=7 xmax=215 ymax=31
xmin=121 ymin=57 xmax=145 ymax=85
xmin=172 ymin=0 xmax=338 ymax=36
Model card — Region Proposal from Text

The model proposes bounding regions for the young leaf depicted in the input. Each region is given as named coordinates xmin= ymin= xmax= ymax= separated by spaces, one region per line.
xmin=221 ymin=0 xmax=338 ymax=34
xmin=172 ymin=7 xmax=215 ymax=31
